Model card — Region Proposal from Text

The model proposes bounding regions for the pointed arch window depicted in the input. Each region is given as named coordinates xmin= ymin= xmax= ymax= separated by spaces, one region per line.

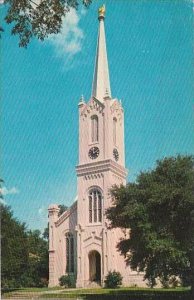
xmin=91 ymin=115 xmax=99 ymax=142
xmin=113 ymin=117 xmax=117 ymax=145
xmin=65 ymin=233 xmax=74 ymax=273
xmin=89 ymin=189 xmax=102 ymax=223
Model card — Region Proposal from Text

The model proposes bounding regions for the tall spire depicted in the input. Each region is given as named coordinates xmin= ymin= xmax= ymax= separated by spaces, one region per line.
xmin=92 ymin=5 xmax=111 ymax=102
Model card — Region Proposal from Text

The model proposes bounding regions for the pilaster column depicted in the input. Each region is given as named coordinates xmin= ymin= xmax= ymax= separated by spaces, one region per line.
xmin=76 ymin=224 xmax=84 ymax=287
xmin=48 ymin=204 xmax=59 ymax=287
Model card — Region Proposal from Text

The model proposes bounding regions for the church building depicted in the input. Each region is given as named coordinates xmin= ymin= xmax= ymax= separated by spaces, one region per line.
xmin=48 ymin=5 xmax=144 ymax=288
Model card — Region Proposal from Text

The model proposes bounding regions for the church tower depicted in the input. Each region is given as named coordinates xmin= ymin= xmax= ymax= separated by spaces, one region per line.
xmin=48 ymin=5 xmax=146 ymax=288
xmin=76 ymin=5 xmax=127 ymax=287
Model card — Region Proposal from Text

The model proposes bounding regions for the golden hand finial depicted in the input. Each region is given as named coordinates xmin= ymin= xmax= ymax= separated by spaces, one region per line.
xmin=98 ymin=4 xmax=105 ymax=19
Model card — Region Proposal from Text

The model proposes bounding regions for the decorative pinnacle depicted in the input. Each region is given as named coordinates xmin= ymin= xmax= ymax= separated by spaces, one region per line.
xmin=80 ymin=94 xmax=85 ymax=102
xmin=98 ymin=4 xmax=105 ymax=20
xmin=78 ymin=94 xmax=85 ymax=107
xmin=104 ymin=88 xmax=110 ymax=99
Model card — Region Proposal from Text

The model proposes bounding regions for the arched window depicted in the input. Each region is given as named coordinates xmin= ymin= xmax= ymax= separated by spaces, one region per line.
xmin=65 ymin=233 xmax=74 ymax=273
xmin=89 ymin=189 xmax=102 ymax=223
xmin=113 ymin=117 xmax=117 ymax=145
xmin=91 ymin=115 xmax=99 ymax=142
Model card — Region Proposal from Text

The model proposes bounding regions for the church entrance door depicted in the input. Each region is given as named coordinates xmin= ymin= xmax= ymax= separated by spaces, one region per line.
xmin=88 ymin=250 xmax=101 ymax=284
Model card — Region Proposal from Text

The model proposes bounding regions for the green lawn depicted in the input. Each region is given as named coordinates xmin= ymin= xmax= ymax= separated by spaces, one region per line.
xmin=2 ymin=286 xmax=62 ymax=298
xmin=40 ymin=287 xmax=191 ymax=300
xmin=3 ymin=287 xmax=192 ymax=300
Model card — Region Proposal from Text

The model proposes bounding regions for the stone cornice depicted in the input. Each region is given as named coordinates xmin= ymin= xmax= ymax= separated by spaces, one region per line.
xmin=76 ymin=159 xmax=128 ymax=179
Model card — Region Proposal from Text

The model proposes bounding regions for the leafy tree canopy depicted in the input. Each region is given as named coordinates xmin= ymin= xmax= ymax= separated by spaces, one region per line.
xmin=58 ymin=204 xmax=68 ymax=216
xmin=106 ymin=155 xmax=194 ymax=289
xmin=1 ymin=204 xmax=28 ymax=288
xmin=24 ymin=229 xmax=49 ymax=287
xmin=1 ymin=204 xmax=49 ymax=289
xmin=0 ymin=178 xmax=4 ymax=199
xmin=2 ymin=0 xmax=92 ymax=47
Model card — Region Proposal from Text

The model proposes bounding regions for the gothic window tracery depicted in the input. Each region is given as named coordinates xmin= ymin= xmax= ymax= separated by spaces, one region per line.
xmin=88 ymin=189 xmax=102 ymax=223
xmin=91 ymin=115 xmax=99 ymax=142
xmin=65 ymin=233 xmax=74 ymax=273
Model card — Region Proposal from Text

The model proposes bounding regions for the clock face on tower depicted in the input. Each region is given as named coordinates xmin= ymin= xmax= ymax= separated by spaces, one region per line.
xmin=88 ymin=147 xmax=100 ymax=159
xmin=113 ymin=148 xmax=119 ymax=161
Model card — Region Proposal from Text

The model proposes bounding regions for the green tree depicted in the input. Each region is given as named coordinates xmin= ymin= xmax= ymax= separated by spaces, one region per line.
xmin=0 ymin=178 xmax=4 ymax=199
xmin=2 ymin=0 xmax=92 ymax=47
xmin=23 ymin=229 xmax=49 ymax=287
xmin=106 ymin=156 xmax=194 ymax=293
xmin=58 ymin=204 xmax=68 ymax=216
xmin=1 ymin=204 xmax=49 ymax=288
xmin=1 ymin=204 xmax=29 ymax=288
xmin=43 ymin=223 xmax=49 ymax=240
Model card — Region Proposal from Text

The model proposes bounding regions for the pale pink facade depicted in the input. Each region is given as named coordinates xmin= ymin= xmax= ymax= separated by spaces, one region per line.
xmin=48 ymin=7 xmax=145 ymax=288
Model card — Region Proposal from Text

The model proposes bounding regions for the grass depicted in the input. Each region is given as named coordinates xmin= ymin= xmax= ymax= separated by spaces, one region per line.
xmin=40 ymin=287 xmax=191 ymax=300
xmin=2 ymin=287 xmax=63 ymax=298
xmin=3 ymin=287 xmax=191 ymax=300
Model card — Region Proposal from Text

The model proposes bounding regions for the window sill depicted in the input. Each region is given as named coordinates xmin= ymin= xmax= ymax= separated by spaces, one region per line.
xmin=89 ymin=142 xmax=99 ymax=146
xmin=87 ymin=223 xmax=103 ymax=227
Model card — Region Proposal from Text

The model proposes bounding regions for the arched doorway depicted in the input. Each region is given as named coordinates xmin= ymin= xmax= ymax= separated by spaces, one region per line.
xmin=88 ymin=250 xmax=101 ymax=283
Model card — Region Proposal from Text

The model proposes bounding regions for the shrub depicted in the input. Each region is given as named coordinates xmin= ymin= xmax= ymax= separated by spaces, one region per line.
xmin=59 ymin=274 xmax=76 ymax=288
xmin=160 ymin=275 xmax=180 ymax=289
xmin=40 ymin=277 xmax=49 ymax=287
xmin=160 ymin=276 xmax=170 ymax=289
xmin=169 ymin=276 xmax=180 ymax=288
xmin=104 ymin=270 xmax=123 ymax=288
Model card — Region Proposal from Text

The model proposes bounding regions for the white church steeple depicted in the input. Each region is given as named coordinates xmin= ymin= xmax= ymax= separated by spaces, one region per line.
xmin=48 ymin=5 xmax=135 ymax=289
xmin=92 ymin=5 xmax=111 ymax=102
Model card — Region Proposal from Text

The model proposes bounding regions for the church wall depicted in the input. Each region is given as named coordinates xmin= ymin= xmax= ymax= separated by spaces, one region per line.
xmin=103 ymin=99 xmax=125 ymax=166
xmin=77 ymin=168 xmax=125 ymax=227
xmin=49 ymin=204 xmax=77 ymax=286
xmin=76 ymin=167 xmax=129 ymax=287
xmin=79 ymin=101 xmax=105 ymax=165
xmin=105 ymin=226 xmax=147 ymax=287
xmin=79 ymin=98 xmax=125 ymax=167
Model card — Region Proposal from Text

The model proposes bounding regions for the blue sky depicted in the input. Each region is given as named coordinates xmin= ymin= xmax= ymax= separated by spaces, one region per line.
xmin=1 ymin=0 xmax=193 ymax=231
